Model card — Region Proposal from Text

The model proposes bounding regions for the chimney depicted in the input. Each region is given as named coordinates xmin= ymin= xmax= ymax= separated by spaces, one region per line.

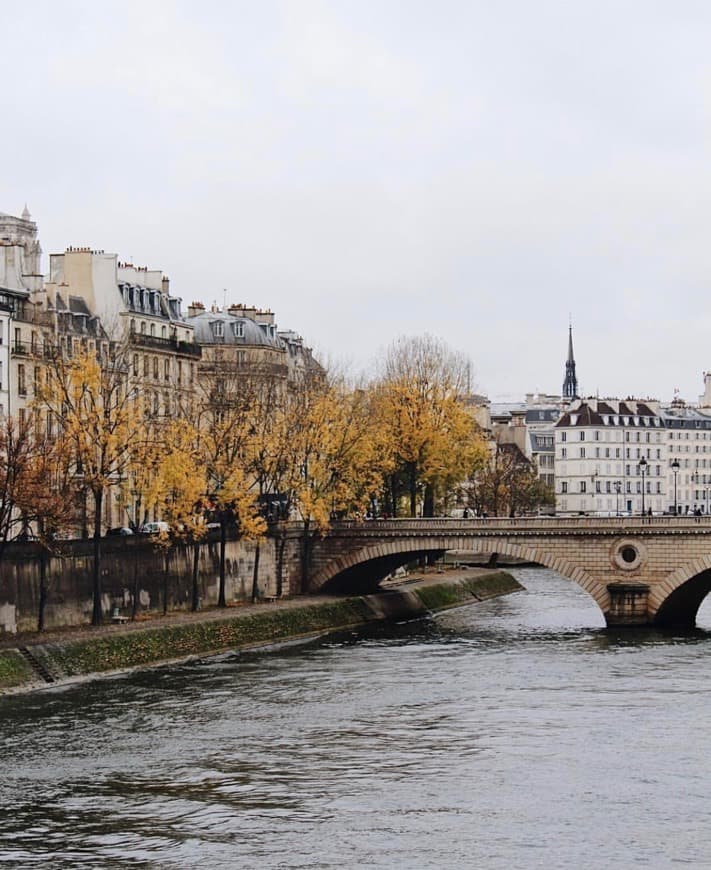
xmin=187 ymin=301 xmax=205 ymax=318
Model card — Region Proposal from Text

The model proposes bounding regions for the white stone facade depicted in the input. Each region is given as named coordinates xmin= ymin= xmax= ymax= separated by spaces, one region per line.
xmin=555 ymin=399 xmax=667 ymax=515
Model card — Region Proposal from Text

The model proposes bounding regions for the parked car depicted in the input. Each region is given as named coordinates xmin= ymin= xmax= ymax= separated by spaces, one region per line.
xmin=106 ymin=527 xmax=134 ymax=536
xmin=139 ymin=521 xmax=170 ymax=535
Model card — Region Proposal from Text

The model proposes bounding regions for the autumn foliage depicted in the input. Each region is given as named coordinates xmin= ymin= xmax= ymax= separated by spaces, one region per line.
xmin=2 ymin=330 xmax=545 ymax=621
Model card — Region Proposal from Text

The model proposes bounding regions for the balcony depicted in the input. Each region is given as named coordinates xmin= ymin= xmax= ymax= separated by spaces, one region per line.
xmin=129 ymin=332 xmax=202 ymax=358
xmin=11 ymin=341 xmax=29 ymax=356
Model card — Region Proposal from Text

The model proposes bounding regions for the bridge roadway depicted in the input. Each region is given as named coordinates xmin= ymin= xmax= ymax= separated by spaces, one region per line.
xmin=306 ymin=516 xmax=711 ymax=627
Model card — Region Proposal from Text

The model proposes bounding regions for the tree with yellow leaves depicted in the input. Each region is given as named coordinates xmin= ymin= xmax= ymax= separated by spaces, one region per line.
xmin=193 ymin=362 xmax=266 ymax=607
xmin=37 ymin=345 xmax=146 ymax=625
xmin=373 ymin=335 xmax=488 ymax=517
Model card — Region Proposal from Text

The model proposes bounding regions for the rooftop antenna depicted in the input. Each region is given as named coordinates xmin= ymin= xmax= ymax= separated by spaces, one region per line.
xmin=223 ymin=288 xmax=228 ymax=310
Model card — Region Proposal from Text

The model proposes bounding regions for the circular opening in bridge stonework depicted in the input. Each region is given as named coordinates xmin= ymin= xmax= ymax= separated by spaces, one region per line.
xmin=611 ymin=538 xmax=647 ymax=571
xmin=621 ymin=546 xmax=637 ymax=564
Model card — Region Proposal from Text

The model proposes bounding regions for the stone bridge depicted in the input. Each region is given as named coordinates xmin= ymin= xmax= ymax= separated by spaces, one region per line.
xmin=303 ymin=517 xmax=711 ymax=628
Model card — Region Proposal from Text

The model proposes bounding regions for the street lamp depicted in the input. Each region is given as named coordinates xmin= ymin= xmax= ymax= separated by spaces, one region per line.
xmin=672 ymin=458 xmax=680 ymax=515
xmin=639 ymin=457 xmax=648 ymax=515
xmin=614 ymin=480 xmax=621 ymax=516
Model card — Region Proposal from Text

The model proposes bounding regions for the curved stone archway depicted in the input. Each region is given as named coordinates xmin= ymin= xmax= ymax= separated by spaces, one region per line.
xmin=651 ymin=556 xmax=711 ymax=627
xmin=311 ymin=536 xmax=609 ymax=616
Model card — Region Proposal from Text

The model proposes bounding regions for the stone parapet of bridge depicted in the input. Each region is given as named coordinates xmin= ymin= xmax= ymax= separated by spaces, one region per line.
xmin=305 ymin=517 xmax=711 ymax=628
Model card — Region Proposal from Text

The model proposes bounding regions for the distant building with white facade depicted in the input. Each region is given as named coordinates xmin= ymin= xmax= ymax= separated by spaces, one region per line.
xmin=555 ymin=398 xmax=667 ymax=515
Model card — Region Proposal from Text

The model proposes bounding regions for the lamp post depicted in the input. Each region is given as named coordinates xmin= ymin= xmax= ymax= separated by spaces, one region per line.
xmin=672 ymin=458 xmax=680 ymax=515
xmin=640 ymin=457 xmax=648 ymax=515
xmin=614 ymin=480 xmax=621 ymax=516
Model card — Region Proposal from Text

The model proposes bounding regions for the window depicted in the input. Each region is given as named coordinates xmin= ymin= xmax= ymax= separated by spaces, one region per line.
xmin=595 ymin=481 xmax=601 ymax=493
xmin=561 ymin=448 xmax=567 ymax=458
xmin=161 ymin=325 xmax=166 ymax=338
xmin=580 ymin=481 xmax=587 ymax=493
xmin=133 ymin=354 xmax=139 ymax=376
xmin=153 ymin=357 xmax=159 ymax=379
xmin=0 ymin=321 xmax=4 ymax=345
xmin=561 ymin=482 xmax=568 ymax=494
xmin=580 ymin=431 xmax=585 ymax=441
xmin=177 ymin=361 xmax=182 ymax=385
xmin=130 ymin=319 xmax=136 ymax=334
xmin=140 ymin=321 xmax=146 ymax=334
xmin=213 ymin=321 xmax=224 ymax=338
xmin=164 ymin=359 xmax=170 ymax=381
xmin=150 ymin=323 xmax=156 ymax=337
xmin=606 ymin=481 xmax=611 ymax=494
xmin=143 ymin=356 xmax=149 ymax=377
xmin=18 ymin=364 xmax=26 ymax=396
xmin=580 ymin=447 xmax=586 ymax=458
xmin=33 ymin=366 xmax=40 ymax=395
xmin=232 ymin=321 xmax=245 ymax=338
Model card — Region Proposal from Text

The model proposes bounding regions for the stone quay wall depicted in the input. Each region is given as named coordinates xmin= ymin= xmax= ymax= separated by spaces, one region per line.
xmin=0 ymin=532 xmax=301 ymax=634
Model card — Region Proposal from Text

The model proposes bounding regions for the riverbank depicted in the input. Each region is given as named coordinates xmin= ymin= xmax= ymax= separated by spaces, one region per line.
xmin=0 ymin=568 xmax=521 ymax=695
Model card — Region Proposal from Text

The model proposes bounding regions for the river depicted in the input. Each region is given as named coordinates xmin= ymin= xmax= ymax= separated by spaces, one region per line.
xmin=2 ymin=567 xmax=711 ymax=869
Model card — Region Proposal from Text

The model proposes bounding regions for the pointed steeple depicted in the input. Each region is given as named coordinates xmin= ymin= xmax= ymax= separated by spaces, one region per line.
xmin=21 ymin=204 xmax=31 ymax=221
xmin=562 ymin=322 xmax=579 ymax=399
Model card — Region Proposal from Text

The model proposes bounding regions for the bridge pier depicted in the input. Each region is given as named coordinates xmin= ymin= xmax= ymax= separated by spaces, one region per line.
xmin=605 ymin=583 xmax=650 ymax=627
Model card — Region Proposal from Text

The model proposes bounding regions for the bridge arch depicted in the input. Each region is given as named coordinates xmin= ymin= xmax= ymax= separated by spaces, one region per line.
xmin=651 ymin=556 xmax=711 ymax=628
xmin=312 ymin=536 xmax=608 ymax=615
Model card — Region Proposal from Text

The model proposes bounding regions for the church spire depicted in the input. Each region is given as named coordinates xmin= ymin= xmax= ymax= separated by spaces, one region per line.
xmin=562 ymin=322 xmax=579 ymax=399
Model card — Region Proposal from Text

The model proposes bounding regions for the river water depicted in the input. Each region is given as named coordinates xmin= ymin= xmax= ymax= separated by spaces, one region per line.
xmin=2 ymin=567 xmax=711 ymax=869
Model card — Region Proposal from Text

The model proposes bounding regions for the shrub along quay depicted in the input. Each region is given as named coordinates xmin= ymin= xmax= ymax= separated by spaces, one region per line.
xmin=0 ymin=570 xmax=520 ymax=694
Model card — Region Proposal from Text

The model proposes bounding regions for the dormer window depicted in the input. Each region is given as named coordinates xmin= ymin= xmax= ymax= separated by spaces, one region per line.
xmin=232 ymin=321 xmax=244 ymax=338
xmin=213 ymin=321 xmax=224 ymax=339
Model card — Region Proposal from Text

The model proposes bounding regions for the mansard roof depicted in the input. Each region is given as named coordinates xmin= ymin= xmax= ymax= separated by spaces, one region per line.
xmin=556 ymin=399 xmax=662 ymax=428
xmin=119 ymin=282 xmax=184 ymax=322
xmin=190 ymin=310 xmax=284 ymax=348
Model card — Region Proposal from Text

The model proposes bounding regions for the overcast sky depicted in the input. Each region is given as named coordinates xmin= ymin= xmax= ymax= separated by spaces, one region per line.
xmin=3 ymin=0 xmax=711 ymax=402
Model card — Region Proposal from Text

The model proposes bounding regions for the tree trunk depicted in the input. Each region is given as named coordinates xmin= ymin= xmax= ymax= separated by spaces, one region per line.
xmin=300 ymin=518 xmax=311 ymax=595
xmin=251 ymin=541 xmax=261 ymax=603
xmin=163 ymin=549 xmax=170 ymax=615
xmin=408 ymin=463 xmax=417 ymax=517
xmin=191 ymin=539 xmax=200 ymax=611
xmin=131 ymin=549 xmax=139 ymax=620
xmin=276 ymin=526 xmax=286 ymax=598
xmin=218 ymin=520 xmax=227 ymax=607
xmin=423 ymin=483 xmax=435 ymax=518
xmin=91 ymin=489 xmax=103 ymax=625
xmin=37 ymin=549 xmax=48 ymax=632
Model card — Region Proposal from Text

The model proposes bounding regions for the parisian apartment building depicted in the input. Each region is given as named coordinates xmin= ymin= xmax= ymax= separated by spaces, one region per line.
xmin=0 ymin=206 xmax=321 ymax=529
